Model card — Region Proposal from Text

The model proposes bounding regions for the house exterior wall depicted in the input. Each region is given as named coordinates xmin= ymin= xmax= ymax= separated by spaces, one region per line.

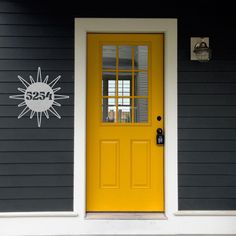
xmin=178 ymin=18 xmax=236 ymax=210
xmin=1 ymin=0 xmax=236 ymax=212
xmin=1 ymin=0 xmax=236 ymax=235
xmin=0 ymin=0 xmax=74 ymax=212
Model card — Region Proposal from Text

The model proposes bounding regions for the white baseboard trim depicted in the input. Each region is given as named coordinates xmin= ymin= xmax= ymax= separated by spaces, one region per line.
xmin=0 ymin=211 xmax=78 ymax=217
xmin=175 ymin=210 xmax=236 ymax=216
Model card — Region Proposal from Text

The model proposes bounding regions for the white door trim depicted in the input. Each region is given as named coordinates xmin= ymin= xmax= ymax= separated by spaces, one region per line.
xmin=74 ymin=18 xmax=178 ymax=218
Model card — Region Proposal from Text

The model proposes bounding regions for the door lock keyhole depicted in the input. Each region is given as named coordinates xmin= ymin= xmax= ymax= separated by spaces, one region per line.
xmin=157 ymin=116 xmax=162 ymax=121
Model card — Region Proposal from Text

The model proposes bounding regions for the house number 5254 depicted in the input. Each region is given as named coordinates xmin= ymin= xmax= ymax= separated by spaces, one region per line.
xmin=25 ymin=91 xmax=53 ymax=100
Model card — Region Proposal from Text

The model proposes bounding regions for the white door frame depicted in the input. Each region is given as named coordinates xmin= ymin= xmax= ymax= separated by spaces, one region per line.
xmin=74 ymin=18 xmax=178 ymax=218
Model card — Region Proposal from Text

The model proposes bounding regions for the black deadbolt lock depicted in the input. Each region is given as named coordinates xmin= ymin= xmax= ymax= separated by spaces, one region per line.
xmin=156 ymin=128 xmax=164 ymax=145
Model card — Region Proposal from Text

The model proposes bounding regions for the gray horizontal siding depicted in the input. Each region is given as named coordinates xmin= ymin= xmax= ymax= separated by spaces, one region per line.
xmin=179 ymin=186 xmax=236 ymax=198
xmin=179 ymin=118 xmax=236 ymax=128
xmin=179 ymin=71 xmax=236 ymax=83
xmin=0 ymin=175 xmax=73 ymax=187
xmin=178 ymin=15 xmax=236 ymax=210
xmin=179 ymin=83 xmax=236 ymax=94
xmin=179 ymin=129 xmax=236 ymax=140
xmin=179 ymin=105 xmax=236 ymax=117
xmin=0 ymin=152 xmax=73 ymax=163
xmin=0 ymin=36 xmax=73 ymax=48
xmin=0 ymin=129 xmax=73 ymax=140
xmin=0 ymin=25 xmax=73 ymax=37
xmin=0 ymin=48 xmax=73 ymax=59
xmin=0 ymin=1 xmax=43 ymax=13
xmin=0 ymin=199 xmax=73 ymax=212
xmin=0 ymin=105 xmax=73 ymax=116
xmin=179 ymin=94 xmax=236 ymax=105
xmin=179 ymin=140 xmax=236 ymax=151
xmin=179 ymin=152 xmax=236 ymax=163
xmin=0 ymin=140 xmax=73 ymax=151
xmin=179 ymin=199 xmax=236 ymax=210
xmin=0 ymin=163 xmax=73 ymax=175
xmin=0 ymin=60 xmax=73 ymax=70
xmin=179 ymin=175 xmax=236 ymax=186
xmin=0 ymin=71 xmax=74 ymax=82
xmin=0 ymin=1 xmax=74 ymax=212
xmin=179 ymin=163 xmax=236 ymax=175
xmin=0 ymin=117 xmax=73 ymax=128
xmin=0 ymin=186 xmax=73 ymax=198
xmin=179 ymin=79 xmax=236 ymax=211
xmin=0 ymin=13 xmax=72 ymax=25
xmin=179 ymin=60 xmax=236 ymax=72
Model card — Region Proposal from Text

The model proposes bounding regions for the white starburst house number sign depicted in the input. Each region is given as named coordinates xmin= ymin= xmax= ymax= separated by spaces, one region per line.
xmin=10 ymin=67 xmax=69 ymax=127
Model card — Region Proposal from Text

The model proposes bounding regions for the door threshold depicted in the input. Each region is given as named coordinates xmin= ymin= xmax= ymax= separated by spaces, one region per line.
xmin=86 ymin=212 xmax=167 ymax=220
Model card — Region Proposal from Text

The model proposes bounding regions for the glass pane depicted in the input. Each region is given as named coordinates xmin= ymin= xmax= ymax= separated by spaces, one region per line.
xmin=118 ymin=72 xmax=132 ymax=96
xmin=102 ymin=45 xmax=116 ymax=69
xmin=134 ymin=98 xmax=148 ymax=123
xmin=118 ymin=46 xmax=132 ymax=70
xmin=134 ymin=46 xmax=148 ymax=70
xmin=134 ymin=72 xmax=148 ymax=96
xmin=102 ymin=98 xmax=116 ymax=123
xmin=102 ymin=72 xmax=116 ymax=96
xmin=118 ymin=98 xmax=132 ymax=123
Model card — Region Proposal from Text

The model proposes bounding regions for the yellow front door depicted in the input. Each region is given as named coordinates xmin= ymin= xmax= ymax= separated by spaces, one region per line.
xmin=86 ymin=34 xmax=164 ymax=212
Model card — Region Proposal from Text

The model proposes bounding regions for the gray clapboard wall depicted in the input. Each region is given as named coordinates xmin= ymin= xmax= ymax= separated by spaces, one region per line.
xmin=0 ymin=0 xmax=74 ymax=211
xmin=178 ymin=16 xmax=236 ymax=209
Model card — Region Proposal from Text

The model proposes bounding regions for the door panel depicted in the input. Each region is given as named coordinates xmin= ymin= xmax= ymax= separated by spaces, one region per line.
xmin=131 ymin=140 xmax=150 ymax=188
xmin=100 ymin=140 xmax=119 ymax=188
xmin=86 ymin=34 xmax=164 ymax=212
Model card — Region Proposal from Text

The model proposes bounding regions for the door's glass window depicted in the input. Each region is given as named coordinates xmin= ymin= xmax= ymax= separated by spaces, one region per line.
xmin=134 ymin=46 xmax=148 ymax=70
xmin=118 ymin=73 xmax=132 ymax=96
xmin=134 ymin=98 xmax=148 ymax=123
xmin=134 ymin=72 xmax=148 ymax=96
xmin=118 ymin=46 xmax=132 ymax=70
xmin=102 ymin=45 xmax=149 ymax=123
xmin=102 ymin=72 xmax=116 ymax=96
xmin=102 ymin=46 xmax=116 ymax=69
xmin=118 ymin=98 xmax=132 ymax=123
xmin=102 ymin=98 xmax=116 ymax=123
